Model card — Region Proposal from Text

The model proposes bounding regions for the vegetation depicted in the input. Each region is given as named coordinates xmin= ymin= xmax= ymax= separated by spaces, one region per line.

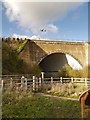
xmin=58 ymin=64 xmax=90 ymax=78
xmin=17 ymin=39 xmax=28 ymax=53
xmin=31 ymin=64 xmax=42 ymax=77
xmin=2 ymin=90 xmax=81 ymax=118
xmin=2 ymin=39 xmax=42 ymax=75
xmin=47 ymin=82 xmax=87 ymax=98
xmin=2 ymin=42 xmax=24 ymax=74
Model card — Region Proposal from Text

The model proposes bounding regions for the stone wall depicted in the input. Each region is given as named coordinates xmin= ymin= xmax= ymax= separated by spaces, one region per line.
xmin=2 ymin=38 xmax=88 ymax=72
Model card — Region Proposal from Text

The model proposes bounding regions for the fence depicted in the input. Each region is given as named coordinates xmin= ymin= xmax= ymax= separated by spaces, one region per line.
xmin=0 ymin=74 xmax=90 ymax=92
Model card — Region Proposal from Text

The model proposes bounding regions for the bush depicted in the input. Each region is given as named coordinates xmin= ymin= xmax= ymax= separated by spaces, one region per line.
xmin=81 ymin=66 xmax=90 ymax=77
xmin=58 ymin=64 xmax=72 ymax=77
xmin=58 ymin=64 xmax=90 ymax=78
xmin=31 ymin=64 xmax=42 ymax=77
xmin=17 ymin=39 xmax=28 ymax=53
xmin=2 ymin=42 xmax=24 ymax=74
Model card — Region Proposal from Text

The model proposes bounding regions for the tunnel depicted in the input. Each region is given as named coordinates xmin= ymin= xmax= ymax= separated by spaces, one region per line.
xmin=39 ymin=53 xmax=68 ymax=77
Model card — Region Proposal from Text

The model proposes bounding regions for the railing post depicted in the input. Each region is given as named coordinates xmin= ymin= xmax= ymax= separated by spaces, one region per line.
xmin=51 ymin=77 xmax=53 ymax=84
xmin=1 ymin=79 xmax=3 ymax=89
xmin=21 ymin=75 xmax=24 ymax=89
xmin=36 ymin=77 xmax=38 ymax=92
xmin=71 ymin=77 xmax=74 ymax=83
xmin=10 ymin=77 xmax=13 ymax=89
xmin=41 ymin=72 xmax=44 ymax=82
xmin=39 ymin=77 xmax=42 ymax=90
xmin=25 ymin=78 xmax=27 ymax=90
xmin=60 ymin=77 xmax=63 ymax=84
xmin=85 ymin=78 xmax=87 ymax=87
xmin=33 ymin=76 xmax=36 ymax=92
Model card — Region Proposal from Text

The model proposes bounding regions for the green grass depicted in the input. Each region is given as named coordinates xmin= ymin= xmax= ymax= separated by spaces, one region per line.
xmin=2 ymin=90 xmax=83 ymax=118
xmin=17 ymin=39 xmax=28 ymax=53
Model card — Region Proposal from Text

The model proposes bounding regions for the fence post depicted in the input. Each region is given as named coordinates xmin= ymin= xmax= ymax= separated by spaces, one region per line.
xmin=1 ymin=79 xmax=3 ymax=89
xmin=41 ymin=72 xmax=44 ymax=82
xmin=60 ymin=77 xmax=63 ymax=84
xmin=33 ymin=76 xmax=36 ymax=92
xmin=21 ymin=75 xmax=24 ymax=89
xmin=36 ymin=77 xmax=38 ymax=92
xmin=10 ymin=77 xmax=13 ymax=89
xmin=71 ymin=77 xmax=74 ymax=83
xmin=85 ymin=78 xmax=87 ymax=87
xmin=39 ymin=77 xmax=42 ymax=90
xmin=25 ymin=78 xmax=27 ymax=90
xmin=51 ymin=77 xmax=53 ymax=84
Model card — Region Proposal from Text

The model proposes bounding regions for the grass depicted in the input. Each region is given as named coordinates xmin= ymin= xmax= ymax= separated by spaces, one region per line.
xmin=42 ymin=82 xmax=87 ymax=99
xmin=2 ymin=90 xmax=82 ymax=118
xmin=17 ymin=39 xmax=28 ymax=53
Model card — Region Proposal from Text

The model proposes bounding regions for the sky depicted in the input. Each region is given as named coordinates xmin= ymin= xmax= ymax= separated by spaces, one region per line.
xmin=0 ymin=0 xmax=89 ymax=69
xmin=1 ymin=0 xmax=89 ymax=41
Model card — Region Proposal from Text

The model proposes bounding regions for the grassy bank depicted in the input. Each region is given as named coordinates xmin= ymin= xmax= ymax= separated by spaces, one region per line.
xmin=2 ymin=90 xmax=82 ymax=118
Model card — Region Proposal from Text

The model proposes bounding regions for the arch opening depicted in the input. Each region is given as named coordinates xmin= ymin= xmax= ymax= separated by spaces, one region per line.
xmin=39 ymin=53 xmax=68 ymax=76
xmin=39 ymin=52 xmax=82 ymax=77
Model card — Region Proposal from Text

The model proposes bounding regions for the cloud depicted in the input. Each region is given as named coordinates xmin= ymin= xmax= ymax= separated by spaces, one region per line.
xmin=12 ymin=33 xmax=30 ymax=39
xmin=47 ymin=24 xmax=58 ymax=33
xmin=3 ymin=1 xmax=86 ymax=34
xmin=12 ymin=33 xmax=45 ymax=40
xmin=30 ymin=35 xmax=40 ymax=40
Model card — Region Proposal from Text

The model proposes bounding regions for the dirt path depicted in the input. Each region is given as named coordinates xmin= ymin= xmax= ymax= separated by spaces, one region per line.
xmin=36 ymin=93 xmax=79 ymax=101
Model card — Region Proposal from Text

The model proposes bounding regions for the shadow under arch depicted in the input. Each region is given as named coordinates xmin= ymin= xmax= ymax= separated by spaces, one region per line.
xmin=38 ymin=52 xmax=82 ymax=77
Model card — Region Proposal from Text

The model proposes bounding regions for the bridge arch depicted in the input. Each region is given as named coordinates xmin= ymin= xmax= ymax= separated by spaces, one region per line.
xmin=38 ymin=52 xmax=82 ymax=74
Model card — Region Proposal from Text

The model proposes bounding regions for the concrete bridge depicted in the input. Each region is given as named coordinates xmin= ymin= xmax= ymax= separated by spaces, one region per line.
xmin=19 ymin=39 xmax=88 ymax=74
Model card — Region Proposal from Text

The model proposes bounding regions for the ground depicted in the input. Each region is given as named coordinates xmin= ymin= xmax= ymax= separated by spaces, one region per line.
xmin=2 ymin=91 xmax=82 ymax=118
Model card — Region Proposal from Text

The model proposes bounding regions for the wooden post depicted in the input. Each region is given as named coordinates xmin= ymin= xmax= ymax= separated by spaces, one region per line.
xmin=60 ymin=77 xmax=63 ymax=84
xmin=33 ymin=76 xmax=35 ymax=92
xmin=41 ymin=72 xmax=44 ymax=82
xmin=1 ymin=79 xmax=3 ymax=89
xmin=81 ymin=93 xmax=88 ymax=119
xmin=39 ymin=77 xmax=42 ymax=90
xmin=85 ymin=78 xmax=87 ymax=88
xmin=10 ymin=78 xmax=13 ymax=89
xmin=25 ymin=78 xmax=27 ymax=90
xmin=79 ymin=90 xmax=90 ymax=119
xmin=21 ymin=75 xmax=24 ymax=89
xmin=51 ymin=77 xmax=53 ymax=84
xmin=36 ymin=77 xmax=38 ymax=91
xmin=71 ymin=77 xmax=73 ymax=83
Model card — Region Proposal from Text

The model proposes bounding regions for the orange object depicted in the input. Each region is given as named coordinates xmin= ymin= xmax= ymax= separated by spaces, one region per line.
xmin=79 ymin=89 xmax=90 ymax=119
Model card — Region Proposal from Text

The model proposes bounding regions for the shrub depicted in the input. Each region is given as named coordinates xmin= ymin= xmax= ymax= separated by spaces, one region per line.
xmin=58 ymin=64 xmax=90 ymax=78
xmin=17 ymin=39 xmax=28 ymax=53
xmin=2 ymin=42 xmax=24 ymax=74
xmin=81 ymin=66 xmax=90 ymax=78
xmin=58 ymin=64 xmax=72 ymax=77
xmin=31 ymin=64 xmax=42 ymax=77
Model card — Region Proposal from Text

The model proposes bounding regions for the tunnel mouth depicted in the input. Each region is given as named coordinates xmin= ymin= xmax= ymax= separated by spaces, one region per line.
xmin=39 ymin=53 xmax=68 ymax=77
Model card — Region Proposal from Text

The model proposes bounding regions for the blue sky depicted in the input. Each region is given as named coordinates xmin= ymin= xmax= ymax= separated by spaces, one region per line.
xmin=1 ymin=1 xmax=88 ymax=41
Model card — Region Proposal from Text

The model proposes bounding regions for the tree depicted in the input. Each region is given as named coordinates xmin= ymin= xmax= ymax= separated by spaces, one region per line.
xmin=31 ymin=64 xmax=42 ymax=77
xmin=58 ymin=64 xmax=82 ymax=78
xmin=2 ymin=42 xmax=23 ymax=74
xmin=58 ymin=64 xmax=72 ymax=77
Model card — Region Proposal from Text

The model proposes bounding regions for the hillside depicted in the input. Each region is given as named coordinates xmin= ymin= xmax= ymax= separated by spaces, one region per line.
xmin=2 ymin=38 xmax=28 ymax=74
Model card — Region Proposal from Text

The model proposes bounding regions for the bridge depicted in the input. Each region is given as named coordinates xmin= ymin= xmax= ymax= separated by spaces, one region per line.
xmin=19 ymin=39 xmax=89 ymax=74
